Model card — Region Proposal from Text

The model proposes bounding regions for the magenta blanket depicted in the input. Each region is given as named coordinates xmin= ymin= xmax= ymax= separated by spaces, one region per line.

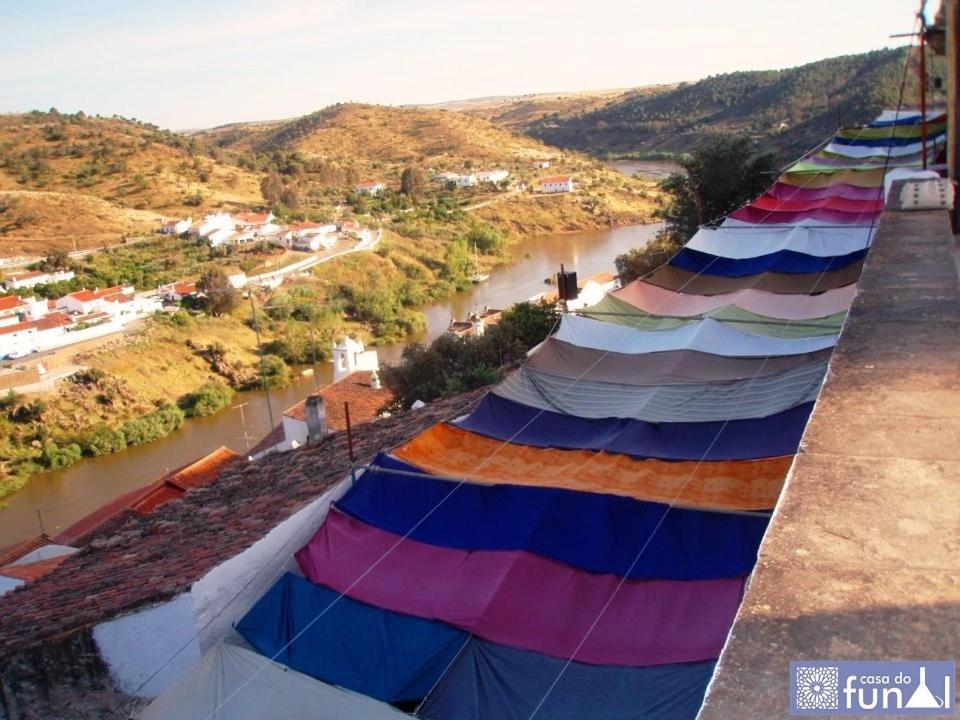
xmin=729 ymin=205 xmax=877 ymax=225
xmin=296 ymin=511 xmax=746 ymax=667
xmin=767 ymin=182 xmax=881 ymax=202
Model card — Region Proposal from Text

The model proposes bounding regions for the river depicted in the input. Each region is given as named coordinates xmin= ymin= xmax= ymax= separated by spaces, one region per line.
xmin=0 ymin=221 xmax=661 ymax=548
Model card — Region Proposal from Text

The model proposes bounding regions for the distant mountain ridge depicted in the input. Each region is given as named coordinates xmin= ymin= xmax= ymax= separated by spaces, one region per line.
xmin=519 ymin=48 xmax=922 ymax=158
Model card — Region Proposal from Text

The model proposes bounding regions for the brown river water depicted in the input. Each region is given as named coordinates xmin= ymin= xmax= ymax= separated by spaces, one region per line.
xmin=0 ymin=199 xmax=663 ymax=547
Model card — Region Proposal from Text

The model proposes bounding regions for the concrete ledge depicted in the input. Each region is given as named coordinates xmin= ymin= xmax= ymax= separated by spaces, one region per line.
xmin=698 ymin=209 xmax=960 ymax=719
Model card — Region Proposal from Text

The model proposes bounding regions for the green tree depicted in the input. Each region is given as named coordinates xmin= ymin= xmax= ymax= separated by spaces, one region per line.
xmin=400 ymin=166 xmax=425 ymax=200
xmin=442 ymin=238 xmax=472 ymax=288
xmin=178 ymin=380 xmax=235 ymax=417
xmin=260 ymin=172 xmax=284 ymax=206
xmin=615 ymin=136 xmax=778 ymax=284
xmin=197 ymin=268 xmax=239 ymax=316
xmin=466 ymin=223 xmax=507 ymax=255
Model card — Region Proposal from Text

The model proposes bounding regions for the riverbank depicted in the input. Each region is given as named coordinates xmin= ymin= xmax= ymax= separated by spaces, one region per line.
xmin=0 ymin=222 xmax=660 ymax=546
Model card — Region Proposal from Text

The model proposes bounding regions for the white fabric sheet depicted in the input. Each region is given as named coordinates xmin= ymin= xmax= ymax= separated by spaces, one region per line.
xmin=686 ymin=225 xmax=874 ymax=259
xmin=554 ymin=314 xmax=836 ymax=357
xmin=822 ymin=136 xmax=945 ymax=158
xmin=140 ymin=642 xmax=407 ymax=720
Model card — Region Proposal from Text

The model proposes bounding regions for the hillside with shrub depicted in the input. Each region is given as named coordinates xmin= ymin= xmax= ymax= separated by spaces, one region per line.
xmin=523 ymin=48 xmax=928 ymax=158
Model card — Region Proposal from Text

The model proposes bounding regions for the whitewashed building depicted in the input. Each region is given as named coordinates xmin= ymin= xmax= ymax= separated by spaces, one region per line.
xmin=160 ymin=217 xmax=193 ymax=235
xmin=354 ymin=181 xmax=385 ymax=196
xmin=538 ymin=175 xmax=575 ymax=194
xmin=477 ymin=169 xmax=510 ymax=184
xmin=456 ymin=174 xmax=478 ymax=188
xmin=3 ymin=270 xmax=75 ymax=291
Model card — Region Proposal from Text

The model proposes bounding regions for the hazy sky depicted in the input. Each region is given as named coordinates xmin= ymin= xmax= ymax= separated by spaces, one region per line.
xmin=0 ymin=0 xmax=919 ymax=130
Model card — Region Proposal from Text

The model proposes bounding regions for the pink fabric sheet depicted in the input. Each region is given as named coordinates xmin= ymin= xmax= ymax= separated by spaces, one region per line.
xmin=749 ymin=195 xmax=883 ymax=214
xmin=611 ymin=280 xmax=857 ymax=319
xmin=729 ymin=205 xmax=878 ymax=225
xmin=767 ymin=182 xmax=882 ymax=202
xmin=296 ymin=511 xmax=745 ymax=667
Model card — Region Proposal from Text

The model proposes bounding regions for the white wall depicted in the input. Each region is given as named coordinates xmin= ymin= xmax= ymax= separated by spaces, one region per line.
xmin=189 ymin=478 xmax=351 ymax=652
xmin=93 ymin=594 xmax=201 ymax=698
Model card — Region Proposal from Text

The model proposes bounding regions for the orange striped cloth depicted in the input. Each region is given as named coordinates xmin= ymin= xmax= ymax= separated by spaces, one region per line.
xmin=393 ymin=423 xmax=789 ymax=511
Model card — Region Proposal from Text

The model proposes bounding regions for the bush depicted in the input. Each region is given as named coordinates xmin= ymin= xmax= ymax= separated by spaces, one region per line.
xmin=465 ymin=224 xmax=507 ymax=255
xmin=178 ymin=380 xmax=234 ymax=418
xmin=245 ymin=354 xmax=292 ymax=390
xmin=82 ymin=423 xmax=127 ymax=456
xmin=121 ymin=403 xmax=185 ymax=446
xmin=41 ymin=440 xmax=83 ymax=470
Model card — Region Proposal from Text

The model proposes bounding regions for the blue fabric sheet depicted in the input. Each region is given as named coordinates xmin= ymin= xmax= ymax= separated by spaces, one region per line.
xmin=420 ymin=638 xmax=716 ymax=720
xmin=339 ymin=454 xmax=768 ymax=580
xmin=457 ymin=393 xmax=812 ymax=461
xmin=236 ymin=572 xmax=468 ymax=703
xmin=670 ymin=246 xmax=868 ymax=277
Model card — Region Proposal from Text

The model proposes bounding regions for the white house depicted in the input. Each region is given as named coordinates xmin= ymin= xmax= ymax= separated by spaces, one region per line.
xmin=477 ymin=169 xmax=510 ymax=184
xmin=338 ymin=220 xmax=372 ymax=243
xmin=160 ymin=217 xmax=193 ymax=235
xmin=538 ymin=175 xmax=575 ymax=194
xmin=3 ymin=270 xmax=74 ymax=291
xmin=158 ymin=281 xmax=197 ymax=302
xmin=192 ymin=213 xmax=236 ymax=240
xmin=434 ymin=172 xmax=461 ymax=183
xmin=532 ymin=160 xmax=551 ymax=170
xmin=58 ymin=286 xmax=136 ymax=316
xmin=225 ymin=271 xmax=247 ymax=290
xmin=332 ymin=337 xmax=380 ymax=382
xmin=0 ymin=295 xmax=25 ymax=326
xmin=206 ymin=227 xmax=236 ymax=248
xmin=0 ymin=321 xmax=38 ymax=359
xmin=456 ymin=174 xmax=478 ymax=188
xmin=285 ymin=222 xmax=337 ymax=252
xmin=354 ymin=181 xmax=385 ymax=196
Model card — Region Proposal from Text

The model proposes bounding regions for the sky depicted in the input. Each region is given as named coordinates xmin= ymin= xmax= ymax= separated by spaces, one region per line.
xmin=0 ymin=0 xmax=921 ymax=130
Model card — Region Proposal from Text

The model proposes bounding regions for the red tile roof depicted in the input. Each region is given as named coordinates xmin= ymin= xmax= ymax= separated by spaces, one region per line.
xmin=51 ymin=447 xmax=240 ymax=545
xmin=0 ymin=296 xmax=24 ymax=312
xmin=0 ymin=535 xmax=54 ymax=567
xmin=0 ymin=320 xmax=35 ymax=336
xmin=539 ymin=175 xmax=573 ymax=184
xmin=35 ymin=312 xmax=71 ymax=331
xmin=0 ymin=555 xmax=71 ymax=582
xmin=66 ymin=286 xmax=123 ymax=303
xmin=0 ymin=390 xmax=485 ymax=657
xmin=282 ymin=371 xmax=394 ymax=431
xmin=234 ymin=212 xmax=270 ymax=224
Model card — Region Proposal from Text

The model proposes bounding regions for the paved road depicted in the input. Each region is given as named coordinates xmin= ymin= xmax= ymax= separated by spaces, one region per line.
xmin=246 ymin=229 xmax=382 ymax=286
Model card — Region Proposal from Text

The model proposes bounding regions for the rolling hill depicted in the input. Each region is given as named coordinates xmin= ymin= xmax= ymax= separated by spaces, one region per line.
xmin=518 ymin=48 xmax=928 ymax=158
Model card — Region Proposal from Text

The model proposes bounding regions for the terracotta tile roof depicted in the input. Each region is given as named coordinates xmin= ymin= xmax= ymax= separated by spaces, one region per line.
xmin=0 ymin=296 xmax=24 ymax=312
xmin=248 ymin=423 xmax=285 ymax=457
xmin=0 ymin=535 xmax=54 ymax=567
xmin=35 ymin=312 xmax=71 ymax=331
xmin=0 ymin=320 xmax=35 ymax=336
xmin=539 ymin=175 xmax=573 ymax=184
xmin=0 ymin=389 xmax=484 ymax=657
xmin=66 ymin=286 xmax=124 ymax=303
xmin=282 ymin=370 xmax=394 ymax=431
xmin=5 ymin=271 xmax=46 ymax=282
xmin=0 ymin=555 xmax=71 ymax=582
xmin=234 ymin=212 xmax=270 ymax=224
xmin=50 ymin=447 xmax=240 ymax=546
xmin=173 ymin=281 xmax=196 ymax=296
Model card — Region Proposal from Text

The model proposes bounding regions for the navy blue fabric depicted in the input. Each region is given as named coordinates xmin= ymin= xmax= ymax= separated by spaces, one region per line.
xmin=236 ymin=573 xmax=468 ymax=703
xmin=458 ymin=393 xmax=811 ymax=461
xmin=420 ymin=639 xmax=715 ymax=720
xmin=832 ymin=129 xmax=945 ymax=147
xmin=339 ymin=454 xmax=768 ymax=580
xmin=670 ymin=246 xmax=868 ymax=277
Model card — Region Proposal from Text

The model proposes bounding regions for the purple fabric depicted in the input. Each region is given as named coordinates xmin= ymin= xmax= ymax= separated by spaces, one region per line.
xmin=767 ymin=182 xmax=882 ymax=202
xmin=296 ymin=511 xmax=746 ymax=667
xmin=729 ymin=205 xmax=878 ymax=225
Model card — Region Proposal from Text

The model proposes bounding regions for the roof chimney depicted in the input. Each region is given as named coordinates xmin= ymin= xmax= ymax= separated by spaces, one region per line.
xmin=370 ymin=369 xmax=381 ymax=391
xmin=305 ymin=395 xmax=327 ymax=443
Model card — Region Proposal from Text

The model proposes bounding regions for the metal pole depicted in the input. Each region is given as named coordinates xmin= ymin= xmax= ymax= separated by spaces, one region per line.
xmin=921 ymin=13 xmax=930 ymax=170
xmin=249 ymin=292 xmax=276 ymax=433
xmin=344 ymin=401 xmax=355 ymax=462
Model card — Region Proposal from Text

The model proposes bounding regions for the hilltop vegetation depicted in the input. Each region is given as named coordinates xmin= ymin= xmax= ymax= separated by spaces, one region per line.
xmin=522 ymin=48 xmax=928 ymax=158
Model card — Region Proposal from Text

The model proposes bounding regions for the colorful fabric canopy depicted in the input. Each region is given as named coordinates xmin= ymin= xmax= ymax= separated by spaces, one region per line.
xmin=670 ymin=246 xmax=868 ymax=276
xmin=457 ymin=392 xmax=814 ymax=461
xmin=493 ymin=362 xmax=826 ymax=422
xmin=727 ymin=205 xmax=875 ymax=225
xmin=686 ymin=225 xmax=874 ymax=258
xmin=297 ymin=511 xmax=747 ymax=667
xmin=339 ymin=455 xmax=770 ymax=579
xmin=582 ymin=295 xmax=845 ymax=337
xmin=766 ymin=182 xmax=882 ymax=201
xmin=867 ymin=109 xmax=946 ymax=126
xmin=555 ymin=314 xmax=836 ymax=357
xmin=420 ymin=639 xmax=716 ymax=720
xmin=140 ymin=642 xmax=410 ymax=720
xmin=395 ymin=422 xmax=790 ymax=509
xmin=237 ymin=573 xmax=468 ymax=703
xmin=779 ymin=168 xmax=885 ymax=186
xmin=610 ymin=280 xmax=857 ymax=319
xmin=643 ymin=262 xmax=862 ymax=294
xmin=748 ymin=194 xmax=883 ymax=213
xmin=822 ymin=136 xmax=945 ymax=158
xmin=527 ymin=338 xmax=834 ymax=385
